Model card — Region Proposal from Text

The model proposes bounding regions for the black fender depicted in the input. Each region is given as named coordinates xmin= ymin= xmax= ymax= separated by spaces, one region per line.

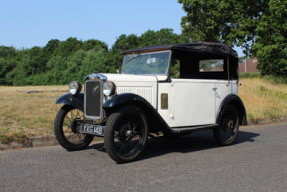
xmin=103 ymin=93 xmax=150 ymax=109
xmin=216 ymin=94 xmax=247 ymax=126
xmin=103 ymin=93 xmax=175 ymax=133
xmin=55 ymin=93 xmax=84 ymax=112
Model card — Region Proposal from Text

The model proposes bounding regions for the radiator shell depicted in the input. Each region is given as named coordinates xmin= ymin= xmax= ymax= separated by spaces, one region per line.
xmin=84 ymin=80 xmax=103 ymax=121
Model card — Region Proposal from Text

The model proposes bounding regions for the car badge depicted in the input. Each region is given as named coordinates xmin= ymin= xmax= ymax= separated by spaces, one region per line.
xmin=93 ymin=86 xmax=99 ymax=92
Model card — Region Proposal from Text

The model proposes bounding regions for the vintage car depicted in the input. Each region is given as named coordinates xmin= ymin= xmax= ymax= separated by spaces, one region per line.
xmin=54 ymin=42 xmax=247 ymax=163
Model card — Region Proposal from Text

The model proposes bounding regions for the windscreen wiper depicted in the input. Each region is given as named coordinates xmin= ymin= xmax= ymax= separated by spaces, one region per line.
xmin=123 ymin=53 xmax=141 ymax=65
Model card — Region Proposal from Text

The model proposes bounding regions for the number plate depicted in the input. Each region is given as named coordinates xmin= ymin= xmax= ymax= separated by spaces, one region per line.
xmin=80 ymin=124 xmax=105 ymax=137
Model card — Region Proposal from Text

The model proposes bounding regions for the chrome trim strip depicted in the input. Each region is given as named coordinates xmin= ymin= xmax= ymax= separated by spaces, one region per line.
xmin=85 ymin=73 xmax=107 ymax=81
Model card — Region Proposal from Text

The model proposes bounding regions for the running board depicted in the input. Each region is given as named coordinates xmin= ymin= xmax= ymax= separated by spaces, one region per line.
xmin=170 ymin=124 xmax=219 ymax=133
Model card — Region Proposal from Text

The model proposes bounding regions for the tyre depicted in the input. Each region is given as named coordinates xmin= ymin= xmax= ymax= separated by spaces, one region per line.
xmin=104 ymin=105 xmax=148 ymax=163
xmin=54 ymin=105 xmax=94 ymax=151
xmin=213 ymin=105 xmax=239 ymax=146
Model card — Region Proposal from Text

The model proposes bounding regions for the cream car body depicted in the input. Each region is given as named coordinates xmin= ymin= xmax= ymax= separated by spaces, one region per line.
xmin=103 ymin=73 xmax=237 ymax=128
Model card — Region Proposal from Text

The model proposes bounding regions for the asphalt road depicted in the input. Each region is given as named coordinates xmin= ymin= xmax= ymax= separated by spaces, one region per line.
xmin=1 ymin=123 xmax=287 ymax=192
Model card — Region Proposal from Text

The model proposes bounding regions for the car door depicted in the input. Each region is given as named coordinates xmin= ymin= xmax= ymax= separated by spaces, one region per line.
xmin=170 ymin=79 xmax=217 ymax=127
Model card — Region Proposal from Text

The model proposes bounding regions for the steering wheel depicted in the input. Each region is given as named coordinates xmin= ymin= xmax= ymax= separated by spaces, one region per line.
xmin=134 ymin=68 xmax=150 ymax=74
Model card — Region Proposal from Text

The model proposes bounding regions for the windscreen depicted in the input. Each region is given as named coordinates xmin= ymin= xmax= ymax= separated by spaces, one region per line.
xmin=122 ymin=51 xmax=171 ymax=75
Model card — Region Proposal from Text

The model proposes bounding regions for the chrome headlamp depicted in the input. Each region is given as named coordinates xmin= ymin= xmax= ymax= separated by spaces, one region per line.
xmin=103 ymin=81 xmax=115 ymax=96
xmin=69 ymin=81 xmax=82 ymax=95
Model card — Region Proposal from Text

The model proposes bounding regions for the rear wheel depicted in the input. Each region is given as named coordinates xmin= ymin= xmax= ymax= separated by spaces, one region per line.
xmin=54 ymin=105 xmax=94 ymax=151
xmin=104 ymin=105 xmax=148 ymax=163
xmin=213 ymin=105 xmax=239 ymax=146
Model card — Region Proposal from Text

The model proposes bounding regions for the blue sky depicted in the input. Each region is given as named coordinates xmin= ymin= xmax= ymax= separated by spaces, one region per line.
xmin=1 ymin=0 xmax=244 ymax=57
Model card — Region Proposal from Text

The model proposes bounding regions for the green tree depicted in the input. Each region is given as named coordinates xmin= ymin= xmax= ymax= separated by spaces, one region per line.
xmin=64 ymin=49 xmax=88 ymax=82
xmin=45 ymin=55 xmax=68 ymax=85
xmin=0 ymin=46 xmax=17 ymax=58
xmin=253 ymin=0 xmax=287 ymax=74
xmin=29 ymin=46 xmax=45 ymax=74
xmin=0 ymin=58 xmax=9 ymax=84
xmin=9 ymin=46 xmax=47 ymax=85
xmin=10 ymin=56 xmax=32 ymax=85
xmin=43 ymin=39 xmax=60 ymax=60
xmin=0 ymin=47 xmax=18 ymax=85
xmin=178 ymin=0 xmax=268 ymax=55
xmin=15 ymin=48 xmax=30 ymax=62
xmin=111 ymin=34 xmax=139 ymax=53
xmin=82 ymin=39 xmax=108 ymax=52
xmin=139 ymin=28 xmax=189 ymax=47
xmin=80 ymin=48 xmax=111 ymax=77
xmin=109 ymin=34 xmax=140 ymax=71
xmin=53 ymin=37 xmax=83 ymax=58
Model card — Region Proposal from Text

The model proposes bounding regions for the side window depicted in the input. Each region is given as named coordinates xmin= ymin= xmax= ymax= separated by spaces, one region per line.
xmin=170 ymin=59 xmax=180 ymax=78
xmin=199 ymin=59 xmax=224 ymax=72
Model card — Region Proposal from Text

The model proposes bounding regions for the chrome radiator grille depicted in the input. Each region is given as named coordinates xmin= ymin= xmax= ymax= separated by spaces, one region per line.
xmin=85 ymin=80 xmax=102 ymax=119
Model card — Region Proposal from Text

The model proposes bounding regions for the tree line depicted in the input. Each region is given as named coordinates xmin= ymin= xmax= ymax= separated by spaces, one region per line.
xmin=0 ymin=29 xmax=188 ymax=86
xmin=1 ymin=0 xmax=287 ymax=86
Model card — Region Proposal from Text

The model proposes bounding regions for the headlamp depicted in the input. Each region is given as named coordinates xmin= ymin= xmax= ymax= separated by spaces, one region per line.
xmin=103 ymin=81 xmax=115 ymax=96
xmin=69 ymin=81 xmax=82 ymax=95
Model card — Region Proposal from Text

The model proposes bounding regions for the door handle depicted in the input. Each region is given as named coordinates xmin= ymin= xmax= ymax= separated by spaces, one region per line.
xmin=213 ymin=88 xmax=217 ymax=91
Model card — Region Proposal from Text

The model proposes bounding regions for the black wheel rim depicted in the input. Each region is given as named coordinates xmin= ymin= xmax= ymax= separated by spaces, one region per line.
xmin=62 ymin=108 xmax=89 ymax=145
xmin=113 ymin=113 xmax=145 ymax=157
xmin=220 ymin=111 xmax=238 ymax=142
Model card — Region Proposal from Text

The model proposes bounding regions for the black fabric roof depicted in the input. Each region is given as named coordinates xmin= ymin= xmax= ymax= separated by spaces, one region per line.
xmin=121 ymin=42 xmax=238 ymax=58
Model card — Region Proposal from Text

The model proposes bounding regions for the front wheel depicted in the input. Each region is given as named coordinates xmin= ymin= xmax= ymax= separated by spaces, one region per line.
xmin=54 ymin=105 xmax=94 ymax=151
xmin=213 ymin=105 xmax=239 ymax=146
xmin=104 ymin=105 xmax=148 ymax=163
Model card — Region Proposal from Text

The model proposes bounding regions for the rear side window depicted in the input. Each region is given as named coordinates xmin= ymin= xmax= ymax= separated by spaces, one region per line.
xmin=199 ymin=59 xmax=224 ymax=72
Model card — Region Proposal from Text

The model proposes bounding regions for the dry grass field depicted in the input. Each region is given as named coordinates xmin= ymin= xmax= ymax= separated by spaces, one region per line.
xmin=0 ymin=85 xmax=68 ymax=143
xmin=1 ymin=78 xmax=287 ymax=144
xmin=238 ymin=78 xmax=287 ymax=121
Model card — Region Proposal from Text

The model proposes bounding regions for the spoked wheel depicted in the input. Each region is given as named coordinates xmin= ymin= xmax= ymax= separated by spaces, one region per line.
xmin=54 ymin=105 xmax=94 ymax=151
xmin=104 ymin=105 xmax=148 ymax=163
xmin=213 ymin=105 xmax=239 ymax=146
